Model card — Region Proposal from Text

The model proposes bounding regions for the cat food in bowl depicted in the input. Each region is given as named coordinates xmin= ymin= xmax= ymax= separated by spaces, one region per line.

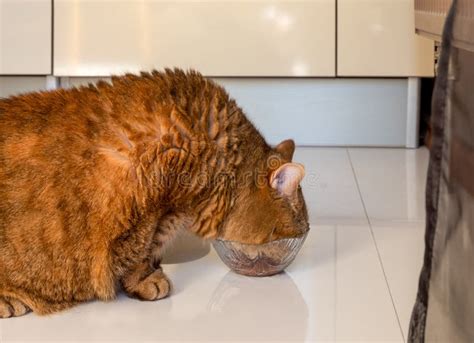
xmin=212 ymin=231 xmax=309 ymax=277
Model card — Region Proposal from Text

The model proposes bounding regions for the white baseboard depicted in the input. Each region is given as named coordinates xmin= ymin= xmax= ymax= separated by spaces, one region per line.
xmin=0 ymin=76 xmax=48 ymax=97
xmin=1 ymin=76 xmax=420 ymax=148
xmin=45 ymin=76 xmax=60 ymax=91
xmin=216 ymin=78 xmax=418 ymax=147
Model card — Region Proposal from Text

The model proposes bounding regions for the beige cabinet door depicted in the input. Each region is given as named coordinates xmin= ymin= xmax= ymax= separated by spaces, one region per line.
xmin=0 ymin=0 xmax=51 ymax=75
xmin=338 ymin=0 xmax=434 ymax=77
xmin=54 ymin=1 xmax=335 ymax=77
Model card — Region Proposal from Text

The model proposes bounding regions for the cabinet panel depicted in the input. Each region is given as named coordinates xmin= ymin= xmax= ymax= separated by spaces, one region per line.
xmin=54 ymin=1 xmax=335 ymax=77
xmin=338 ymin=0 xmax=434 ymax=77
xmin=0 ymin=0 xmax=51 ymax=75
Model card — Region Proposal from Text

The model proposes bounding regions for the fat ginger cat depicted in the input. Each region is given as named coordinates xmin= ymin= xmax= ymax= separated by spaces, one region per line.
xmin=0 ymin=69 xmax=308 ymax=318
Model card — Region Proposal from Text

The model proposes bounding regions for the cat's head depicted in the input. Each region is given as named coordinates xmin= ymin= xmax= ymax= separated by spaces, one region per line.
xmin=218 ymin=139 xmax=309 ymax=244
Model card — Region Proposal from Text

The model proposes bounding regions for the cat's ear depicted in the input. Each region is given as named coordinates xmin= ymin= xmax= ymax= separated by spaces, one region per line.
xmin=275 ymin=139 xmax=295 ymax=161
xmin=270 ymin=162 xmax=305 ymax=196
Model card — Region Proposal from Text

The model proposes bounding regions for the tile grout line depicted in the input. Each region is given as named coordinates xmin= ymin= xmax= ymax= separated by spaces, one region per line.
xmin=346 ymin=148 xmax=406 ymax=341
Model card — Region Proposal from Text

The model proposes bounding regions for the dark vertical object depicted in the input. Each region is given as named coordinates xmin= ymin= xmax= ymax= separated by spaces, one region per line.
xmin=409 ymin=0 xmax=474 ymax=341
xmin=419 ymin=78 xmax=435 ymax=148
xmin=408 ymin=1 xmax=455 ymax=336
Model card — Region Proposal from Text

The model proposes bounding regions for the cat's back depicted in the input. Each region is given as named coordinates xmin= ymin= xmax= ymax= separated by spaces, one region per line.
xmin=0 ymin=69 xmax=258 ymax=181
xmin=0 ymin=69 xmax=239 ymax=178
xmin=0 ymin=69 xmax=240 ymax=144
xmin=0 ymin=84 xmax=110 ymax=147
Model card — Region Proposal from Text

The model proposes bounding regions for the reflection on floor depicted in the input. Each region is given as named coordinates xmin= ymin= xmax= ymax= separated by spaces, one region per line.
xmin=0 ymin=148 xmax=429 ymax=342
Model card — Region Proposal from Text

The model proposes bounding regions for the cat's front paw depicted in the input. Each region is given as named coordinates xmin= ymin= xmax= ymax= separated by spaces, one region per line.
xmin=0 ymin=297 xmax=31 ymax=318
xmin=125 ymin=269 xmax=172 ymax=301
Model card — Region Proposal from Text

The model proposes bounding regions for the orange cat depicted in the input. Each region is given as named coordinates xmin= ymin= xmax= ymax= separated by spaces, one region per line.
xmin=0 ymin=69 xmax=308 ymax=318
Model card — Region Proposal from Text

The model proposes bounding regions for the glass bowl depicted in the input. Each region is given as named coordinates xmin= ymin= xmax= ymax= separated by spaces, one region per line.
xmin=212 ymin=231 xmax=309 ymax=277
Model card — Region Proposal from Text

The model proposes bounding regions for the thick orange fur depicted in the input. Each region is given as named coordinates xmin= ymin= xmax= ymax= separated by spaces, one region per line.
xmin=0 ymin=69 xmax=308 ymax=317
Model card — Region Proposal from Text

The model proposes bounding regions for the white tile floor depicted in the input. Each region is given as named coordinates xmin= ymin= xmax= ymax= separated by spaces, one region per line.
xmin=0 ymin=148 xmax=430 ymax=343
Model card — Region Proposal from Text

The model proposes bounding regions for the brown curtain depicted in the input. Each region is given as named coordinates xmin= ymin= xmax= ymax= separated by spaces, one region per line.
xmin=409 ymin=1 xmax=474 ymax=341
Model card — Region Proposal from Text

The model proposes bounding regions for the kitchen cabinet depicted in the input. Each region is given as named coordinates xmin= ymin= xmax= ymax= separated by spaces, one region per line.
xmin=2 ymin=0 xmax=434 ymax=78
xmin=0 ymin=0 xmax=51 ymax=75
xmin=54 ymin=1 xmax=336 ymax=77
xmin=338 ymin=0 xmax=434 ymax=77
